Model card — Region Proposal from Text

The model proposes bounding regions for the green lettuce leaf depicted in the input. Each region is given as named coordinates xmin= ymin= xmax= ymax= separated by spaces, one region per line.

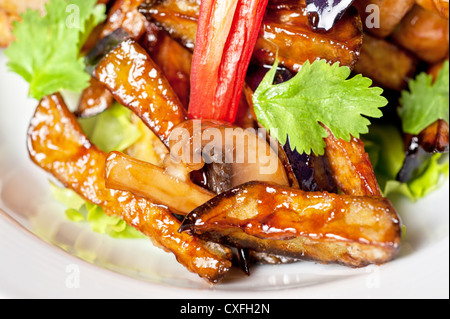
xmin=48 ymin=104 xmax=144 ymax=239
xmin=78 ymin=103 xmax=142 ymax=153
xmin=363 ymin=123 xmax=449 ymax=202
xmin=50 ymin=182 xmax=145 ymax=239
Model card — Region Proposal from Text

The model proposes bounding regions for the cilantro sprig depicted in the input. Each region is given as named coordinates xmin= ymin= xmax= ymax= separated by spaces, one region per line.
xmin=253 ymin=59 xmax=387 ymax=156
xmin=5 ymin=0 xmax=106 ymax=101
xmin=398 ymin=60 xmax=449 ymax=135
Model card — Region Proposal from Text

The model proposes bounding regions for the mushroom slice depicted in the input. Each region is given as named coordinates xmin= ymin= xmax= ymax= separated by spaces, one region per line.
xmin=169 ymin=120 xmax=290 ymax=193
xmin=105 ymin=151 xmax=215 ymax=215
xmin=180 ymin=182 xmax=402 ymax=268
xmin=28 ymin=93 xmax=231 ymax=284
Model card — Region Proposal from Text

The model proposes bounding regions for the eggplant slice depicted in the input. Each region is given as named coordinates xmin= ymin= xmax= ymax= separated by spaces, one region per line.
xmin=180 ymin=182 xmax=402 ymax=268
xmin=27 ymin=94 xmax=232 ymax=284
xmin=139 ymin=0 xmax=363 ymax=72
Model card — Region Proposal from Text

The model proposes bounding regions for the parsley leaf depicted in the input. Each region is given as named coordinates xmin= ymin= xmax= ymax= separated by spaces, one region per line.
xmin=253 ymin=59 xmax=387 ymax=156
xmin=5 ymin=0 xmax=106 ymax=100
xmin=398 ymin=60 xmax=449 ymax=135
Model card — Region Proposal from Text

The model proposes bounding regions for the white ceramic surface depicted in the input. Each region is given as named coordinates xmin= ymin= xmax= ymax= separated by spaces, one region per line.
xmin=0 ymin=50 xmax=449 ymax=299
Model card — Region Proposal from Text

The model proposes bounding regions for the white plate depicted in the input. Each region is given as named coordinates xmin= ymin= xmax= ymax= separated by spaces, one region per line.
xmin=0 ymin=50 xmax=449 ymax=299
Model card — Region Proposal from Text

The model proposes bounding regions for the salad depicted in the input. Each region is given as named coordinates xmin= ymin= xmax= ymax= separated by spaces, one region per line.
xmin=0 ymin=0 xmax=448 ymax=285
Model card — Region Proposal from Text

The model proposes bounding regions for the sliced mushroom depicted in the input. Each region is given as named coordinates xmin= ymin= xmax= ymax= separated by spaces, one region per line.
xmin=169 ymin=120 xmax=291 ymax=194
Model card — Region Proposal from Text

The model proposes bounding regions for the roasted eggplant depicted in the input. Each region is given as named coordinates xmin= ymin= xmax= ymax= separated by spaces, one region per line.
xmin=27 ymin=93 xmax=232 ymax=284
xmin=353 ymin=33 xmax=418 ymax=91
xmin=324 ymin=128 xmax=382 ymax=197
xmin=139 ymin=0 xmax=363 ymax=72
xmin=92 ymin=39 xmax=188 ymax=148
xmin=391 ymin=4 xmax=449 ymax=64
xmin=180 ymin=182 xmax=402 ymax=268
xmin=353 ymin=0 xmax=416 ymax=38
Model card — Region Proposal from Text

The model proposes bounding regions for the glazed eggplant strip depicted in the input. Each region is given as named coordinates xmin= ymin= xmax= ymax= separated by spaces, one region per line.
xmin=77 ymin=0 xmax=148 ymax=118
xmin=324 ymin=129 xmax=382 ymax=197
xmin=180 ymin=182 xmax=402 ymax=268
xmin=27 ymin=93 xmax=232 ymax=284
xmin=353 ymin=33 xmax=418 ymax=91
xmin=139 ymin=0 xmax=363 ymax=72
xmin=391 ymin=4 xmax=449 ymax=64
xmin=353 ymin=0 xmax=416 ymax=38
xmin=92 ymin=39 xmax=188 ymax=148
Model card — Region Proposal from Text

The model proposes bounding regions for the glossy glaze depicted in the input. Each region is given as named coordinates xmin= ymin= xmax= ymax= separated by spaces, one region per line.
xmin=324 ymin=128 xmax=382 ymax=197
xmin=27 ymin=94 xmax=232 ymax=284
xmin=76 ymin=77 xmax=114 ymax=118
xmin=181 ymin=182 xmax=402 ymax=267
xmin=354 ymin=33 xmax=418 ymax=91
xmin=353 ymin=0 xmax=416 ymax=38
xmin=169 ymin=119 xmax=291 ymax=193
xmin=93 ymin=39 xmax=188 ymax=148
xmin=141 ymin=0 xmax=363 ymax=72
xmin=392 ymin=4 xmax=449 ymax=63
xmin=77 ymin=0 xmax=149 ymax=118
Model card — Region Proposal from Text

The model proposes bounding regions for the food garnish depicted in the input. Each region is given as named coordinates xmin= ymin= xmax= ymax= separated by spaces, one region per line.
xmin=252 ymin=58 xmax=387 ymax=156
xmin=398 ymin=60 xmax=449 ymax=135
xmin=4 ymin=0 xmax=106 ymax=100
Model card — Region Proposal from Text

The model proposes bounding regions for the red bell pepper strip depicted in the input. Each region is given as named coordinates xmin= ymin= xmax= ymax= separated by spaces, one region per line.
xmin=188 ymin=0 xmax=269 ymax=123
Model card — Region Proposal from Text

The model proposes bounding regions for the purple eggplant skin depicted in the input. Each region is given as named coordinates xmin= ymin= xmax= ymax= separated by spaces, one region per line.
xmin=306 ymin=0 xmax=355 ymax=32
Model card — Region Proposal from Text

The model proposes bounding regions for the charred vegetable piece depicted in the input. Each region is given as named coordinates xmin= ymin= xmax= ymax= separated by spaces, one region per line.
xmin=27 ymin=93 xmax=232 ymax=284
xmin=416 ymin=0 xmax=449 ymax=19
xmin=75 ymin=77 xmax=114 ymax=118
xmin=139 ymin=0 xmax=199 ymax=50
xmin=353 ymin=34 xmax=418 ymax=91
xmin=101 ymin=0 xmax=148 ymax=39
xmin=391 ymin=4 xmax=449 ymax=64
xmin=418 ymin=120 xmax=449 ymax=154
xmin=148 ymin=29 xmax=192 ymax=109
xmin=180 ymin=182 xmax=402 ymax=268
xmin=105 ymin=151 xmax=215 ymax=215
xmin=78 ymin=0 xmax=148 ymax=117
xmin=324 ymin=128 xmax=382 ymax=197
xmin=305 ymin=0 xmax=354 ymax=32
xmin=353 ymin=0 xmax=416 ymax=38
xmin=92 ymin=39 xmax=188 ymax=148
xmin=140 ymin=0 xmax=363 ymax=72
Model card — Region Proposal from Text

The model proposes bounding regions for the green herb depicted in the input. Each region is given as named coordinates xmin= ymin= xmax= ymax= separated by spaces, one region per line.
xmin=253 ymin=58 xmax=387 ymax=155
xmin=5 ymin=0 xmax=106 ymax=100
xmin=398 ymin=60 xmax=449 ymax=135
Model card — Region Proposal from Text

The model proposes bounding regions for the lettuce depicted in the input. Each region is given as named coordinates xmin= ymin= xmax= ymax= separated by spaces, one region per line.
xmin=363 ymin=123 xmax=449 ymax=202
xmin=49 ymin=104 xmax=144 ymax=239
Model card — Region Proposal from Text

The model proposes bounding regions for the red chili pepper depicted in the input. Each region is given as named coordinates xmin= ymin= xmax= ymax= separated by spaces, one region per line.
xmin=188 ymin=0 xmax=269 ymax=123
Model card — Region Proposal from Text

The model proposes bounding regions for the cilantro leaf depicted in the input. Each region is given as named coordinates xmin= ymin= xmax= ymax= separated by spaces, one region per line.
xmin=4 ymin=0 xmax=106 ymax=100
xmin=398 ymin=60 xmax=449 ymax=135
xmin=253 ymin=59 xmax=387 ymax=156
